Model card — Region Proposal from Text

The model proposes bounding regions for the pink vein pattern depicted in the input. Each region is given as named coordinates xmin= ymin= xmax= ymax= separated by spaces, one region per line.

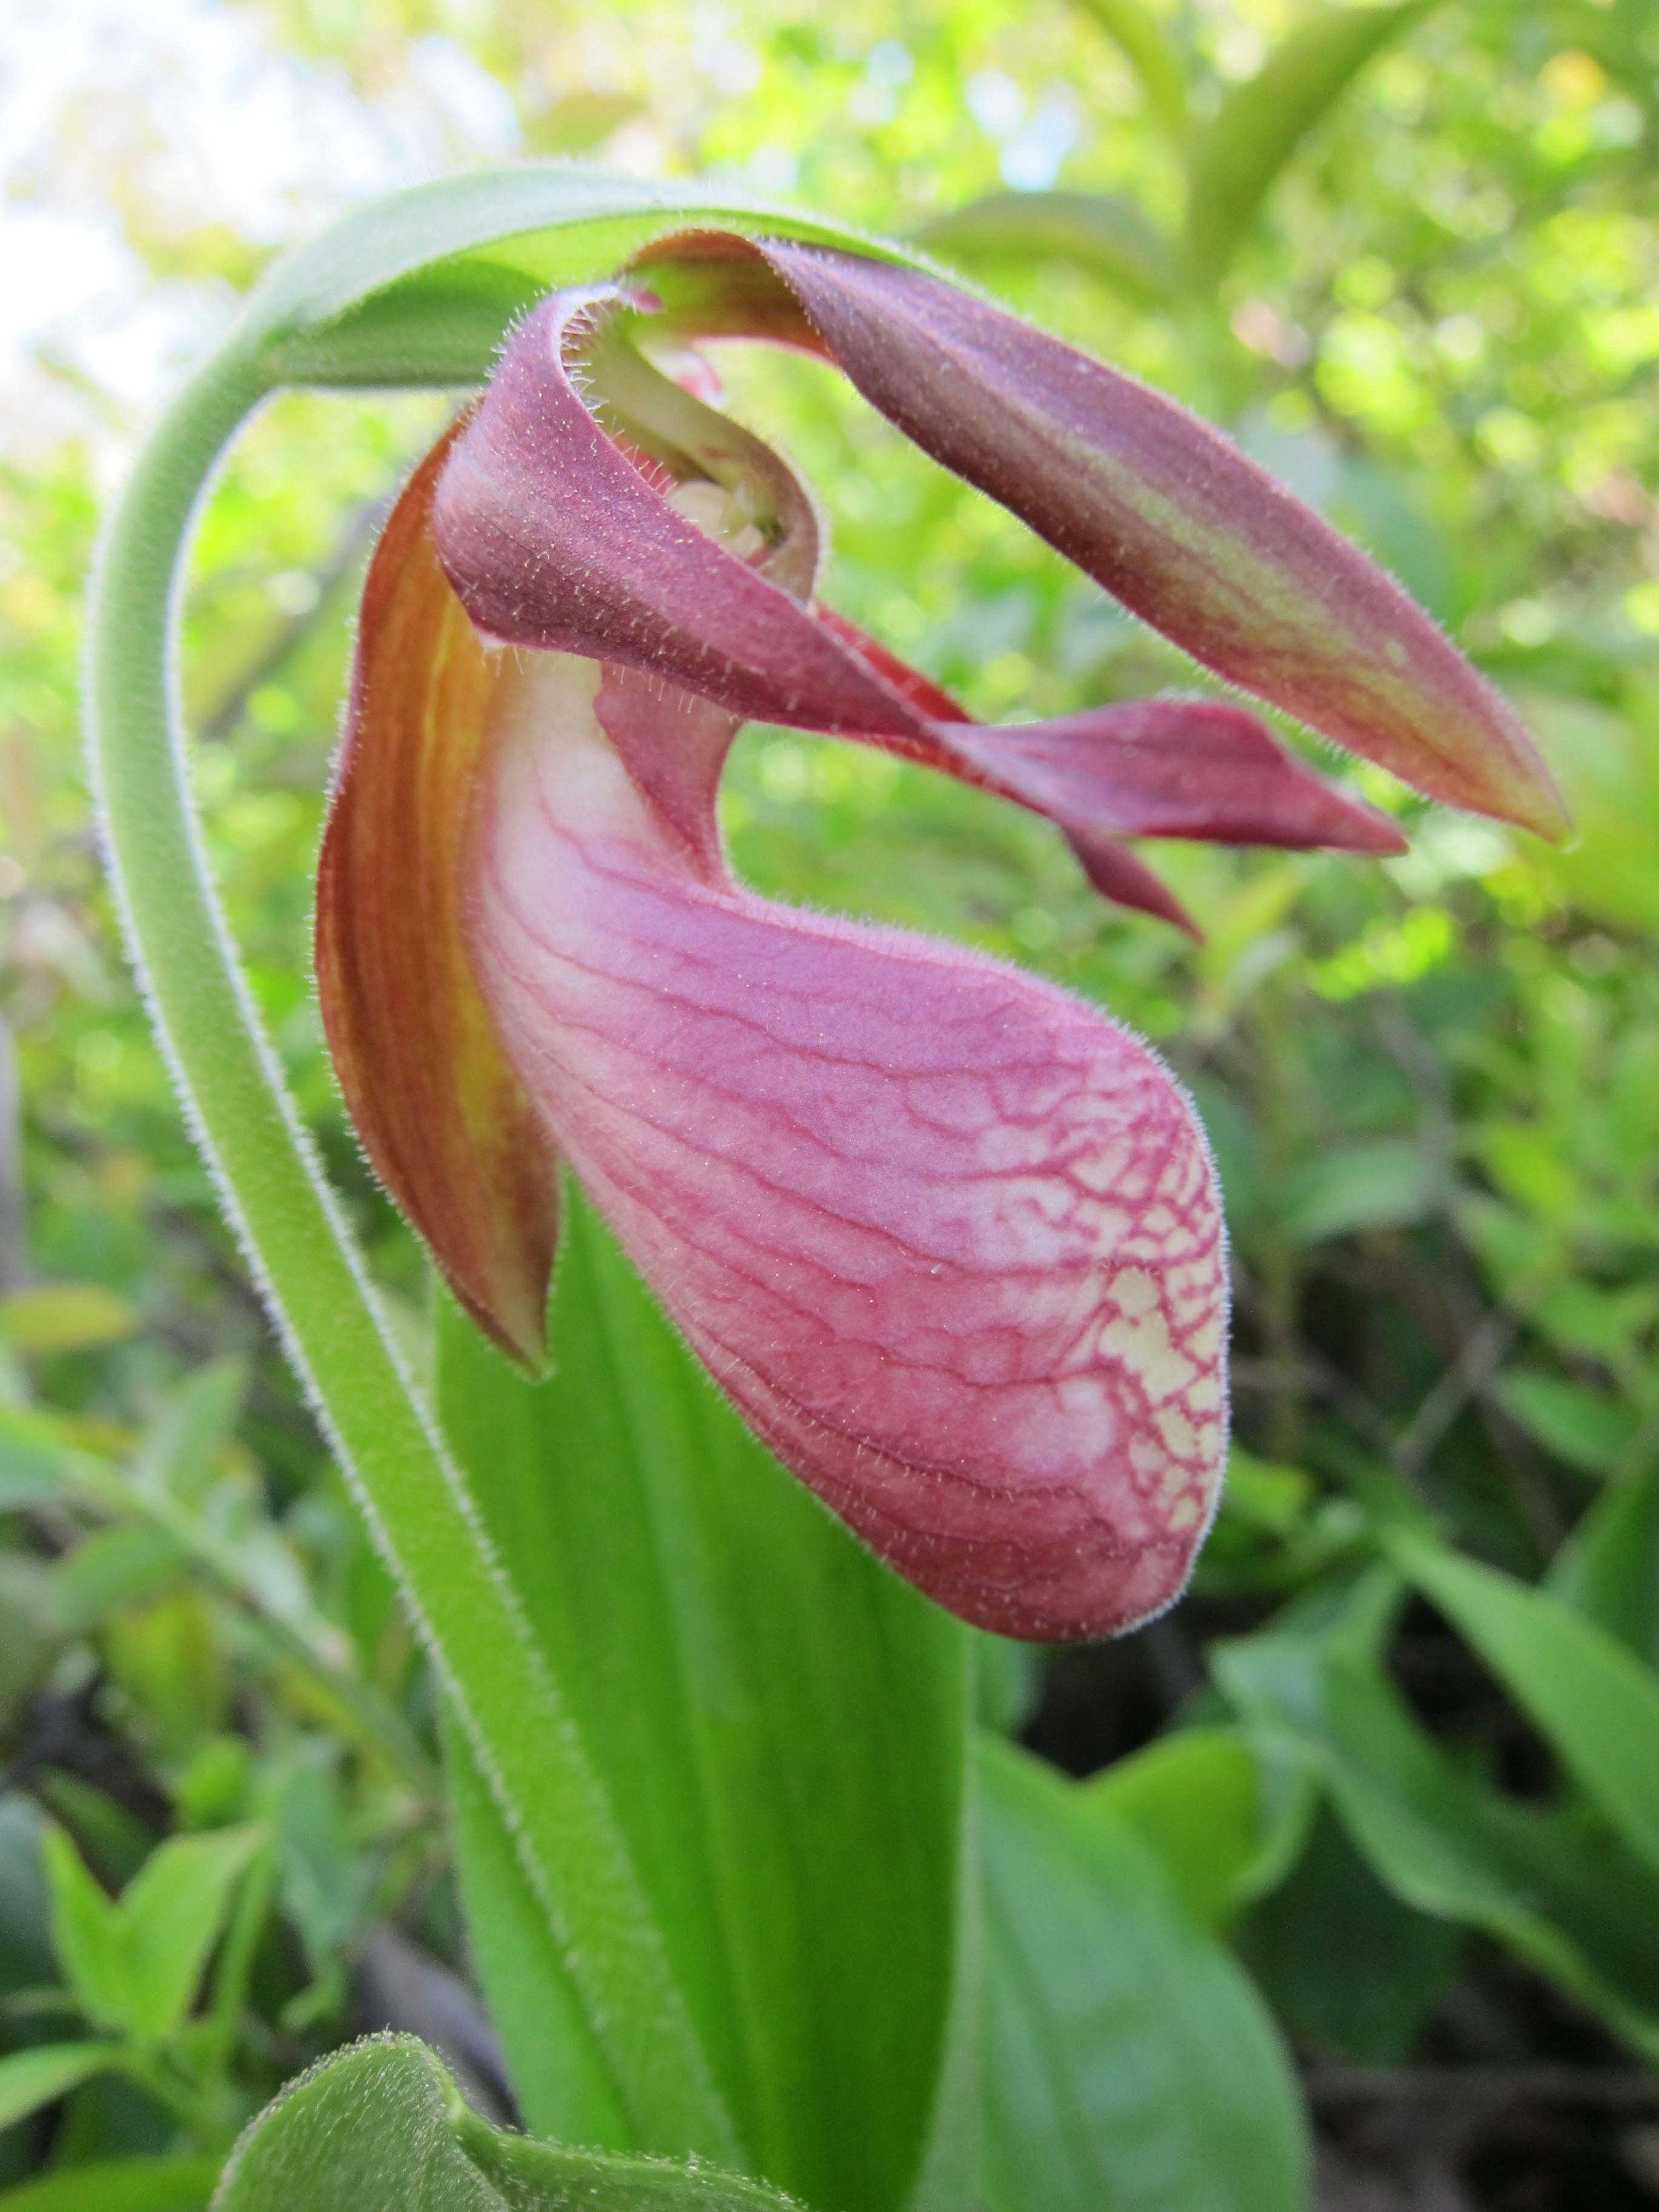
xmin=466 ymin=650 xmax=1229 ymax=1641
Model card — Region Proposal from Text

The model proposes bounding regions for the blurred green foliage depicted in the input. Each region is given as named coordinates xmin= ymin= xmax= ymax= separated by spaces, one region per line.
xmin=3 ymin=0 xmax=1659 ymax=2201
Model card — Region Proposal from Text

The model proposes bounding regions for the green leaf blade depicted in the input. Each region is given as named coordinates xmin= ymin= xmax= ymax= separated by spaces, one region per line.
xmin=1084 ymin=1726 xmax=1294 ymax=1930
xmin=1218 ymin=1630 xmax=1659 ymax=2060
xmin=1281 ymin=1139 xmax=1446 ymax=1248
xmin=1549 ymin=1462 xmax=1659 ymax=1668
xmin=436 ymin=1191 xmax=971 ymax=2212
xmin=442 ymin=1712 xmax=634 ymax=2157
xmin=116 ymin=1826 xmax=265 ymax=2043
xmin=980 ymin=1739 xmax=1308 ymax=2212
xmin=42 ymin=1826 xmax=131 ymax=2037
xmin=1070 ymin=0 xmax=1189 ymax=136
xmin=213 ymin=2037 xmax=501 ymax=2212
xmin=1395 ymin=1535 xmax=1659 ymax=1882
xmin=43 ymin=1821 xmax=263 ymax=2044
xmin=0 ymin=2042 xmax=117 ymax=2136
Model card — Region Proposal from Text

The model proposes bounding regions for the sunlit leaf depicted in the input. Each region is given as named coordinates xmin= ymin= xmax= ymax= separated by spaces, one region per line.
xmin=1069 ymin=0 xmax=1189 ymax=135
xmin=0 ymin=2042 xmax=115 ymax=2134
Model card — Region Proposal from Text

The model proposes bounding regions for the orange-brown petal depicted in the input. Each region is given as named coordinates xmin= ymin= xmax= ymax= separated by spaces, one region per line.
xmin=317 ymin=429 xmax=559 ymax=1364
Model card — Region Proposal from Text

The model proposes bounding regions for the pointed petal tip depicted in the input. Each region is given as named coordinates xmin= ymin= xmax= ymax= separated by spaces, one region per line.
xmin=1064 ymin=828 xmax=1204 ymax=936
xmin=1390 ymin=664 xmax=1569 ymax=843
xmin=1335 ymin=803 xmax=1411 ymax=858
xmin=1496 ymin=761 xmax=1572 ymax=844
xmin=456 ymin=1280 xmax=551 ymax=1375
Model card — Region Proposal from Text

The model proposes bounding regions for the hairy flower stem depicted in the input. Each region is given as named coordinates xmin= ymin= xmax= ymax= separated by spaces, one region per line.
xmin=84 ymin=332 xmax=741 ymax=2164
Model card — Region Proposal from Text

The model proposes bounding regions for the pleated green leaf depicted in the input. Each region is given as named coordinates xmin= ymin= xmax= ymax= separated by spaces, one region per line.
xmin=436 ymin=1189 xmax=971 ymax=2212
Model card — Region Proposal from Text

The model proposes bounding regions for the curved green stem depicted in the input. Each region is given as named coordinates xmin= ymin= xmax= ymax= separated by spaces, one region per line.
xmin=84 ymin=332 xmax=738 ymax=2164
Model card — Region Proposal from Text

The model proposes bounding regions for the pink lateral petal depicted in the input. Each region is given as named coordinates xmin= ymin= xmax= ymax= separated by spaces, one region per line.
xmin=812 ymin=605 xmax=975 ymax=729
xmin=814 ymin=611 xmax=1394 ymax=931
xmin=1064 ymin=832 xmax=1202 ymax=938
xmin=948 ymin=703 xmax=1409 ymax=853
xmin=819 ymin=609 xmax=1203 ymax=928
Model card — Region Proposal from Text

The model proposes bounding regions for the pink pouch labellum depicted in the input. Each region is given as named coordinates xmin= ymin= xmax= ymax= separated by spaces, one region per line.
xmin=465 ymin=648 xmax=1230 ymax=1641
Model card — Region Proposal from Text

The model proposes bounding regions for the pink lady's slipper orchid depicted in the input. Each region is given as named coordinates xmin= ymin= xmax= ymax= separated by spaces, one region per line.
xmin=317 ymin=233 xmax=1561 ymax=1641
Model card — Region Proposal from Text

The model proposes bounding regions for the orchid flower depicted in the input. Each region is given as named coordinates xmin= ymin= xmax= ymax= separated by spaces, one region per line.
xmin=316 ymin=232 xmax=1560 ymax=1643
